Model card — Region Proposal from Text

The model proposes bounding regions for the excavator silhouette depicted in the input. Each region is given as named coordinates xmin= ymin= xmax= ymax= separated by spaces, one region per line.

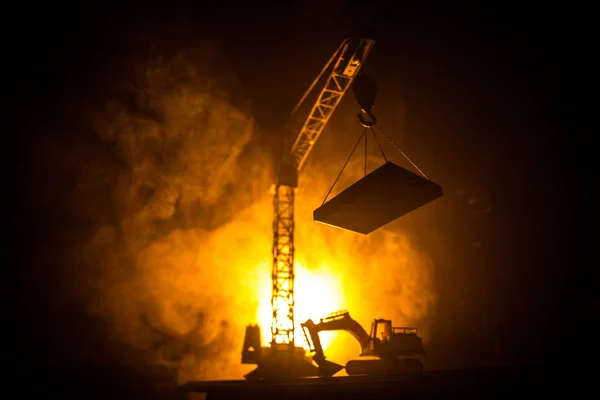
xmin=301 ymin=310 xmax=425 ymax=376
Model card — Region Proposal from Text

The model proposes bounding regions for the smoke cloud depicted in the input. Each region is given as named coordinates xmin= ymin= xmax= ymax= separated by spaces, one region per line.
xmin=74 ymin=48 xmax=274 ymax=382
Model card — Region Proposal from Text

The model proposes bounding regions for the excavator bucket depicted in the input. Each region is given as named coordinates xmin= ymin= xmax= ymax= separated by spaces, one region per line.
xmin=314 ymin=162 xmax=443 ymax=234
xmin=316 ymin=359 xmax=344 ymax=377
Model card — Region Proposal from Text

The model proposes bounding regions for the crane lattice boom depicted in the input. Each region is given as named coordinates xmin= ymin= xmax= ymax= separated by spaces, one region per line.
xmin=271 ymin=38 xmax=375 ymax=350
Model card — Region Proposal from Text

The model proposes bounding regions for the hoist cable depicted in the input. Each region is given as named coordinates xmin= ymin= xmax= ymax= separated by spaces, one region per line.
xmin=321 ymin=128 xmax=368 ymax=205
xmin=369 ymin=127 xmax=388 ymax=162
xmin=374 ymin=126 xmax=429 ymax=180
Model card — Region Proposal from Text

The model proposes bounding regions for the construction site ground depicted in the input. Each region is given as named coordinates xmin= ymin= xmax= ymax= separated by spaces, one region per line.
xmin=23 ymin=363 xmax=577 ymax=399
xmin=179 ymin=364 xmax=567 ymax=399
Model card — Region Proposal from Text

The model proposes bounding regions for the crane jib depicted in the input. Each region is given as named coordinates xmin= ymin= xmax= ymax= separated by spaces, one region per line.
xmin=287 ymin=38 xmax=376 ymax=176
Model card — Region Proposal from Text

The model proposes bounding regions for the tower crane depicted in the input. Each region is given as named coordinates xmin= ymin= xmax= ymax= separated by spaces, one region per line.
xmin=241 ymin=37 xmax=375 ymax=379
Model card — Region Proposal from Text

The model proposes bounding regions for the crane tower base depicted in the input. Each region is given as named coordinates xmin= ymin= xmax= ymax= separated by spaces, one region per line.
xmin=244 ymin=347 xmax=343 ymax=380
xmin=314 ymin=161 xmax=443 ymax=234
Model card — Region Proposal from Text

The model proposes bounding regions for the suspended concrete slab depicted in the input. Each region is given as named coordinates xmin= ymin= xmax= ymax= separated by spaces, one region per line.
xmin=313 ymin=162 xmax=443 ymax=234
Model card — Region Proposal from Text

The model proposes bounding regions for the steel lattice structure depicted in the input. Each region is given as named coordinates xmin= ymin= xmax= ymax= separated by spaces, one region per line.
xmin=271 ymin=38 xmax=375 ymax=349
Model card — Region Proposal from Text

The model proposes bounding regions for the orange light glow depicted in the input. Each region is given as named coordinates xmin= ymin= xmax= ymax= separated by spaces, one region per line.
xmin=256 ymin=261 xmax=345 ymax=351
xmin=85 ymin=51 xmax=439 ymax=382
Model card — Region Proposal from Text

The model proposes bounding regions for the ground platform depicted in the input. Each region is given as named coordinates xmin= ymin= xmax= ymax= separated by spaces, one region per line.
xmin=179 ymin=364 xmax=573 ymax=399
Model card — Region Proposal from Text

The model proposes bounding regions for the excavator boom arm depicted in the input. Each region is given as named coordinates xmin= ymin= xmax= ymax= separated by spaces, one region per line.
xmin=301 ymin=311 xmax=371 ymax=360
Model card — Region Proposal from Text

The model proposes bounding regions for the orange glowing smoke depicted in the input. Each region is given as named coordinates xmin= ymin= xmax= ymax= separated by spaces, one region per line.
xmin=81 ymin=48 xmax=437 ymax=382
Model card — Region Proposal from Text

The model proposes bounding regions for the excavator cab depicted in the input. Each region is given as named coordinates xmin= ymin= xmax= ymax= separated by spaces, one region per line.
xmin=366 ymin=319 xmax=425 ymax=360
xmin=371 ymin=319 xmax=392 ymax=342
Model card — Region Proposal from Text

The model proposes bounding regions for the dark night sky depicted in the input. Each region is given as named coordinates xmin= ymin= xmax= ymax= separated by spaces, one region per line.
xmin=4 ymin=0 xmax=596 ymax=394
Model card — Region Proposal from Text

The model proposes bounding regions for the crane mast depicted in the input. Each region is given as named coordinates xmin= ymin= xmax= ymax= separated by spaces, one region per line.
xmin=271 ymin=38 xmax=375 ymax=350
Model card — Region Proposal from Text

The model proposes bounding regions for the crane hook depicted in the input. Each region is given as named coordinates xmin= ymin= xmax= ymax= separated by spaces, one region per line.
xmin=352 ymin=74 xmax=377 ymax=128
xmin=358 ymin=108 xmax=377 ymax=127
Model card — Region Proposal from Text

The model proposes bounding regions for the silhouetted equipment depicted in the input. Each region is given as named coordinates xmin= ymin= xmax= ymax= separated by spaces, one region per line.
xmin=314 ymin=77 xmax=443 ymax=233
xmin=241 ymin=325 xmax=263 ymax=364
xmin=238 ymin=36 xmax=439 ymax=380
xmin=314 ymin=162 xmax=443 ymax=234
xmin=242 ymin=324 xmax=341 ymax=379
xmin=301 ymin=311 xmax=425 ymax=376
xmin=241 ymin=37 xmax=376 ymax=379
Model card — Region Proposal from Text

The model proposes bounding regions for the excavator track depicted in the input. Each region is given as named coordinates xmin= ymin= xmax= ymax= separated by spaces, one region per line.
xmin=346 ymin=358 xmax=423 ymax=376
